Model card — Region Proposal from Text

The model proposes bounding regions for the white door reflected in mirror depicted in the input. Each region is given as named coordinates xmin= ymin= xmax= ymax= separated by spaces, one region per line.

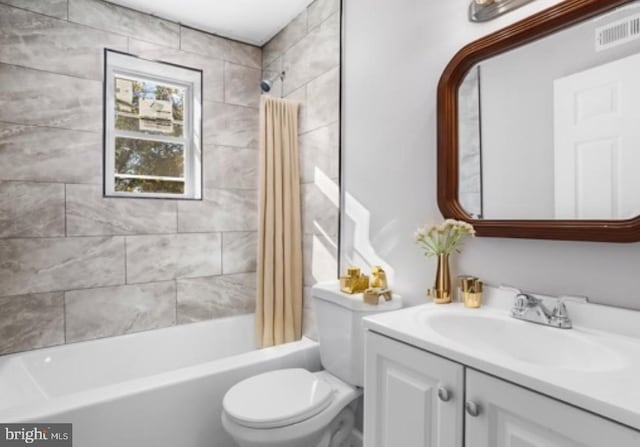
xmin=554 ymin=52 xmax=640 ymax=220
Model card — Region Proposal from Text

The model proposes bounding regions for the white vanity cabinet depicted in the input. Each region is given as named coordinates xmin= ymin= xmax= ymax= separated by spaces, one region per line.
xmin=465 ymin=369 xmax=640 ymax=447
xmin=364 ymin=331 xmax=464 ymax=447
xmin=364 ymin=331 xmax=640 ymax=447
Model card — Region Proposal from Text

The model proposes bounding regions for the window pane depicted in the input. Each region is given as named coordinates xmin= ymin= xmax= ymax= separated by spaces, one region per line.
xmin=115 ymin=115 xmax=184 ymax=138
xmin=115 ymin=178 xmax=185 ymax=194
xmin=115 ymin=137 xmax=184 ymax=177
xmin=114 ymin=77 xmax=185 ymax=138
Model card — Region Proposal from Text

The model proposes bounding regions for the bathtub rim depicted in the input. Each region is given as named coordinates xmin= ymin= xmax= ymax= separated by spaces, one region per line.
xmin=1 ymin=336 xmax=319 ymax=423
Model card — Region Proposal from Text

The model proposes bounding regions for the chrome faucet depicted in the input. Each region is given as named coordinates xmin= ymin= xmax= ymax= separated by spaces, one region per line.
xmin=510 ymin=293 xmax=572 ymax=329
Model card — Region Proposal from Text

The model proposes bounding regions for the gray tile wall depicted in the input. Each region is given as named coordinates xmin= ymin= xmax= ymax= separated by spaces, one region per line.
xmin=458 ymin=67 xmax=483 ymax=217
xmin=0 ymin=0 xmax=339 ymax=354
xmin=262 ymin=0 xmax=341 ymax=339
xmin=0 ymin=0 xmax=262 ymax=355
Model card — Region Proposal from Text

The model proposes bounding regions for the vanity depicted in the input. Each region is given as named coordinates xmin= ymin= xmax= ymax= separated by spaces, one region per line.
xmin=362 ymin=286 xmax=640 ymax=447
xmin=360 ymin=0 xmax=640 ymax=443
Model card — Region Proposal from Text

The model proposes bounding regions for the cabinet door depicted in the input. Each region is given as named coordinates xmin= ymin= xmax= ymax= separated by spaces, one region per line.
xmin=364 ymin=331 xmax=464 ymax=447
xmin=465 ymin=369 xmax=640 ymax=447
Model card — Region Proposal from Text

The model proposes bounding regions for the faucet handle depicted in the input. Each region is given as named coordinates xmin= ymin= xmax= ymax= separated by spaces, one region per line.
xmin=512 ymin=293 xmax=535 ymax=316
xmin=552 ymin=299 xmax=568 ymax=317
xmin=515 ymin=293 xmax=540 ymax=307
xmin=513 ymin=294 xmax=526 ymax=313
xmin=551 ymin=299 xmax=572 ymax=329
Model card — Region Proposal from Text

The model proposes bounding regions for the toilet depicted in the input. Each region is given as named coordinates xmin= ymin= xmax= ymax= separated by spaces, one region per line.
xmin=221 ymin=281 xmax=402 ymax=447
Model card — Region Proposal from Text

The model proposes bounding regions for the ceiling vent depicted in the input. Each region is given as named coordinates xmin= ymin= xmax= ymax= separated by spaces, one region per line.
xmin=595 ymin=13 xmax=640 ymax=51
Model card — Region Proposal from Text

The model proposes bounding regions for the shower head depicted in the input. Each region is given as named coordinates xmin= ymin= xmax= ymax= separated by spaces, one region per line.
xmin=260 ymin=79 xmax=274 ymax=93
xmin=260 ymin=71 xmax=285 ymax=93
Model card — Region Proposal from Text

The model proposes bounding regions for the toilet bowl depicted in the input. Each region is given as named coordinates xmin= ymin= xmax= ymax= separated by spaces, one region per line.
xmin=222 ymin=369 xmax=360 ymax=447
xmin=221 ymin=281 xmax=402 ymax=447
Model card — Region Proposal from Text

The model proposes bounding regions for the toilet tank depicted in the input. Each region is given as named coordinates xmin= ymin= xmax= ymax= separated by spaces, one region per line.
xmin=311 ymin=281 xmax=402 ymax=387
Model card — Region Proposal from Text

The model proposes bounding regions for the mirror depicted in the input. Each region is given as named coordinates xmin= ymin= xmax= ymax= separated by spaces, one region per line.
xmin=438 ymin=0 xmax=640 ymax=241
xmin=459 ymin=1 xmax=640 ymax=220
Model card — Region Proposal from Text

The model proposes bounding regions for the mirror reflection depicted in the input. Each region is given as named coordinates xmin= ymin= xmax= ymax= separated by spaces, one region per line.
xmin=458 ymin=1 xmax=640 ymax=220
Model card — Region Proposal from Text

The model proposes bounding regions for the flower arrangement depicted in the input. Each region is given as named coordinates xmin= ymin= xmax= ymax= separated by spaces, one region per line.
xmin=414 ymin=219 xmax=475 ymax=257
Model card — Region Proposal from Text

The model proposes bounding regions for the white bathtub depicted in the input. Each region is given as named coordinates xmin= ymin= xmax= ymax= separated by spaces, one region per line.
xmin=0 ymin=314 xmax=322 ymax=447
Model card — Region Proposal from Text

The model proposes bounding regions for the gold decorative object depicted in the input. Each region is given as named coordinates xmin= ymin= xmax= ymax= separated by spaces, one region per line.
xmin=460 ymin=276 xmax=483 ymax=308
xmin=357 ymin=274 xmax=370 ymax=293
xmin=363 ymin=288 xmax=392 ymax=305
xmin=427 ymin=254 xmax=452 ymax=304
xmin=340 ymin=266 xmax=369 ymax=294
xmin=414 ymin=220 xmax=475 ymax=305
xmin=370 ymin=266 xmax=388 ymax=289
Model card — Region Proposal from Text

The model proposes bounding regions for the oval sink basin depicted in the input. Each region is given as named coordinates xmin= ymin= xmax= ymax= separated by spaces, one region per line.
xmin=421 ymin=311 xmax=624 ymax=372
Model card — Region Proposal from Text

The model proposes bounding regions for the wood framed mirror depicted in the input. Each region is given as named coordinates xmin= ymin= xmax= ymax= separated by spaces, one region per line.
xmin=437 ymin=0 xmax=640 ymax=242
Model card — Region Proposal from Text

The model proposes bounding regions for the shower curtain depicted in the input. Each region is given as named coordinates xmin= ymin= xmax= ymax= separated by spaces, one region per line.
xmin=256 ymin=96 xmax=303 ymax=348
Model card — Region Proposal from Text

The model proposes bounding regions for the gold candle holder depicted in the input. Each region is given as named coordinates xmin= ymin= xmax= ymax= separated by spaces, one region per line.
xmin=460 ymin=276 xmax=483 ymax=308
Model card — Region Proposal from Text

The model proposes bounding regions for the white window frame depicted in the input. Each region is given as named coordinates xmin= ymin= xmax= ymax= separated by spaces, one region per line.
xmin=104 ymin=50 xmax=202 ymax=199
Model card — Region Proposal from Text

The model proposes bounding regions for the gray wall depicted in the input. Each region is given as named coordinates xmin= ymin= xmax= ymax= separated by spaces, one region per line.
xmin=479 ymin=3 xmax=640 ymax=219
xmin=342 ymin=0 xmax=640 ymax=310
xmin=0 ymin=0 xmax=262 ymax=355
xmin=261 ymin=0 xmax=341 ymax=339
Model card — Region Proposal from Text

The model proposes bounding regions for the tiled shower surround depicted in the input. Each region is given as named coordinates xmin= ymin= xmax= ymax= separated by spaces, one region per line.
xmin=0 ymin=0 xmax=340 ymax=354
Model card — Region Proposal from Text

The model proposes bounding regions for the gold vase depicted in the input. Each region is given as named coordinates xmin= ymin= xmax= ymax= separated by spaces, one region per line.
xmin=428 ymin=253 xmax=452 ymax=304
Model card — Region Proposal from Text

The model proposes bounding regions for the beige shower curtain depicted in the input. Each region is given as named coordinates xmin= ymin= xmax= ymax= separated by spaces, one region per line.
xmin=256 ymin=96 xmax=303 ymax=348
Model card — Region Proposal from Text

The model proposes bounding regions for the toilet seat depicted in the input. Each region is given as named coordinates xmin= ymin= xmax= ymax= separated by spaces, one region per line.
xmin=222 ymin=370 xmax=361 ymax=447
xmin=223 ymin=368 xmax=335 ymax=429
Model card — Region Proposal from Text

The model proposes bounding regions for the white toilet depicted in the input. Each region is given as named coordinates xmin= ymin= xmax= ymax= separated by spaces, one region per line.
xmin=221 ymin=281 xmax=402 ymax=447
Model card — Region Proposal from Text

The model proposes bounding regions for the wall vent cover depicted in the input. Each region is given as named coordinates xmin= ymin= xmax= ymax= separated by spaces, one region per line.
xmin=595 ymin=13 xmax=640 ymax=51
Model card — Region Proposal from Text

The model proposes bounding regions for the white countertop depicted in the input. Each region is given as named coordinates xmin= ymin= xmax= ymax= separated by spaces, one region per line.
xmin=363 ymin=286 xmax=640 ymax=431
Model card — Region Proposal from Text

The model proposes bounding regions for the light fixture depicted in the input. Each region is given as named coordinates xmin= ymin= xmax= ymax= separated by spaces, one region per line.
xmin=469 ymin=0 xmax=536 ymax=22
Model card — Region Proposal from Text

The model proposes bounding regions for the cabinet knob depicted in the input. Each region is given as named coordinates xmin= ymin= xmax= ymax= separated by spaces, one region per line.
xmin=437 ymin=386 xmax=451 ymax=402
xmin=465 ymin=401 xmax=481 ymax=417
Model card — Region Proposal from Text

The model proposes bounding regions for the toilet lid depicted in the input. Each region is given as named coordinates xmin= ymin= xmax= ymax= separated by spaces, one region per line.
xmin=223 ymin=368 xmax=334 ymax=429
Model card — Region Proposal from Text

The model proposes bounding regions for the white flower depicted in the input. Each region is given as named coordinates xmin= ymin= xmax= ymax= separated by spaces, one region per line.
xmin=413 ymin=219 xmax=475 ymax=256
xmin=443 ymin=219 xmax=458 ymax=227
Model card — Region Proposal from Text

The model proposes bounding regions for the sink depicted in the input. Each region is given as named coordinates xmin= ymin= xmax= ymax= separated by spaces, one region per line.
xmin=364 ymin=291 xmax=640 ymax=431
xmin=420 ymin=311 xmax=625 ymax=372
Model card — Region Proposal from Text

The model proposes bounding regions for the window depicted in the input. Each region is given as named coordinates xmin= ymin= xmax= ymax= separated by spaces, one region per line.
xmin=104 ymin=50 xmax=202 ymax=199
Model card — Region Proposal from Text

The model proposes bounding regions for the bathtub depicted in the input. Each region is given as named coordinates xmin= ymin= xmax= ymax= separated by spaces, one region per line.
xmin=0 ymin=314 xmax=322 ymax=447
